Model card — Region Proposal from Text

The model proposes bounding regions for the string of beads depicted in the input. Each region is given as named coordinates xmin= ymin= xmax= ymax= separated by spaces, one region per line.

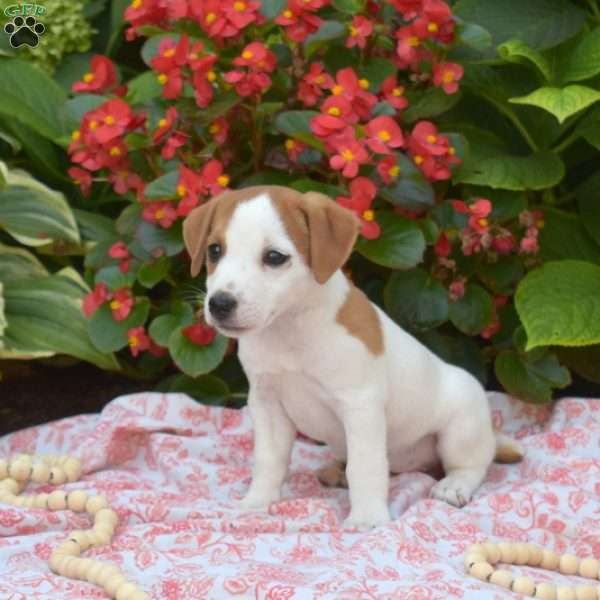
xmin=465 ymin=542 xmax=600 ymax=599
xmin=0 ymin=453 xmax=149 ymax=600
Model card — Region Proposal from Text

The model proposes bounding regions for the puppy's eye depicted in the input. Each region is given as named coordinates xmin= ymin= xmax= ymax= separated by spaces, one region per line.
xmin=263 ymin=249 xmax=289 ymax=267
xmin=207 ymin=243 xmax=222 ymax=262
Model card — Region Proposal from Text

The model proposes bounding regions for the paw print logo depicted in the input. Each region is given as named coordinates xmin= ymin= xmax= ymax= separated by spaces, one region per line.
xmin=4 ymin=15 xmax=45 ymax=48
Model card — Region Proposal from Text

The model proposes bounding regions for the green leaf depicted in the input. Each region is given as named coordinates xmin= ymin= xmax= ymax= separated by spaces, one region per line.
xmin=148 ymin=301 xmax=194 ymax=346
xmin=454 ymin=0 xmax=587 ymax=53
xmin=155 ymin=373 xmax=230 ymax=404
xmin=290 ymin=179 xmax=343 ymax=196
xmin=497 ymin=38 xmax=551 ymax=80
xmin=576 ymin=171 xmax=600 ymax=246
xmin=515 ymin=260 xmax=600 ymax=348
xmin=136 ymin=221 xmax=184 ymax=257
xmin=304 ymin=21 xmax=346 ymax=58
xmin=457 ymin=21 xmax=493 ymax=52
xmin=145 ymin=170 xmax=179 ymax=200
xmin=384 ymin=268 xmax=449 ymax=330
xmin=259 ymin=0 xmax=287 ymax=18
xmin=510 ymin=85 xmax=600 ymax=124
xmin=2 ymin=273 xmax=119 ymax=370
xmin=63 ymin=94 xmax=108 ymax=131
xmin=454 ymin=150 xmax=565 ymax=190
xmin=198 ymin=91 xmax=241 ymax=123
xmin=557 ymin=345 xmax=600 ymax=384
xmin=355 ymin=212 xmax=426 ymax=269
xmin=0 ymin=242 xmax=48 ymax=283
xmin=538 ymin=208 xmax=600 ymax=263
xmin=88 ymin=297 xmax=150 ymax=352
xmin=273 ymin=110 xmax=325 ymax=151
xmin=495 ymin=349 xmax=570 ymax=403
xmin=560 ymin=27 xmax=600 ymax=83
xmin=137 ymin=256 xmax=170 ymax=288
xmin=74 ymin=209 xmax=117 ymax=241
xmin=168 ymin=328 xmax=228 ymax=377
xmin=449 ymin=284 xmax=493 ymax=335
xmin=126 ymin=71 xmax=163 ymax=104
xmin=403 ymin=87 xmax=462 ymax=123
xmin=377 ymin=153 xmax=435 ymax=210
xmin=95 ymin=265 xmax=137 ymax=290
xmin=358 ymin=58 xmax=396 ymax=93
xmin=111 ymin=0 xmax=130 ymax=30
xmin=575 ymin=105 xmax=600 ymax=150
xmin=332 ymin=0 xmax=365 ymax=15
xmin=54 ymin=52 xmax=95 ymax=92
xmin=0 ymin=59 xmax=68 ymax=140
xmin=0 ymin=282 xmax=5 ymax=347
xmin=478 ymin=257 xmax=524 ymax=295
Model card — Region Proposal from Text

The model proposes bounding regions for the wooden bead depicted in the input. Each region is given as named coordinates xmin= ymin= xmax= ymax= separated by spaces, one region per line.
xmin=33 ymin=493 xmax=49 ymax=509
xmin=515 ymin=543 xmax=531 ymax=565
xmin=513 ymin=576 xmax=536 ymax=595
xmin=68 ymin=530 xmax=91 ymax=550
xmin=575 ymin=586 xmax=596 ymax=600
xmin=541 ymin=550 xmax=561 ymax=570
xmin=49 ymin=467 xmax=67 ymax=485
xmin=130 ymin=593 xmax=150 ymax=600
xmin=535 ymin=582 xmax=557 ymax=600
xmin=66 ymin=490 xmax=88 ymax=512
xmin=578 ymin=558 xmax=600 ymax=579
xmin=95 ymin=508 xmax=119 ymax=527
xmin=105 ymin=574 xmax=129 ymax=596
xmin=86 ymin=495 xmax=108 ymax=515
xmin=48 ymin=553 xmax=64 ymax=573
xmin=470 ymin=562 xmax=494 ymax=581
xmin=94 ymin=522 xmax=115 ymax=538
xmin=73 ymin=558 xmax=95 ymax=580
xmin=556 ymin=587 xmax=576 ymax=600
xmin=21 ymin=495 xmax=36 ymax=508
xmin=0 ymin=478 xmax=19 ymax=494
xmin=465 ymin=553 xmax=487 ymax=569
xmin=92 ymin=527 xmax=112 ymax=545
xmin=483 ymin=543 xmax=501 ymax=564
xmin=84 ymin=560 xmax=105 ymax=584
xmin=47 ymin=490 xmax=68 ymax=511
xmin=9 ymin=458 xmax=31 ymax=481
xmin=527 ymin=543 xmax=544 ymax=567
xmin=12 ymin=496 xmax=26 ymax=507
xmin=64 ymin=557 xmax=82 ymax=580
xmin=96 ymin=565 xmax=122 ymax=587
xmin=489 ymin=569 xmax=513 ymax=588
xmin=0 ymin=458 xmax=8 ymax=479
xmin=63 ymin=458 xmax=82 ymax=481
xmin=55 ymin=540 xmax=81 ymax=556
xmin=42 ymin=454 xmax=58 ymax=465
xmin=559 ymin=554 xmax=580 ymax=576
xmin=31 ymin=462 xmax=50 ymax=483
xmin=498 ymin=542 xmax=517 ymax=564
xmin=116 ymin=582 xmax=141 ymax=600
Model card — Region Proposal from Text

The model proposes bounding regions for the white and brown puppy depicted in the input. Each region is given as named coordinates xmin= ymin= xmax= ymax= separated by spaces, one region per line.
xmin=183 ymin=185 xmax=521 ymax=529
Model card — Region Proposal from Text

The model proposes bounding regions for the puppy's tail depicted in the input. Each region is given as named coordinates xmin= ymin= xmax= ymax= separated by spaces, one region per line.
xmin=493 ymin=432 xmax=524 ymax=464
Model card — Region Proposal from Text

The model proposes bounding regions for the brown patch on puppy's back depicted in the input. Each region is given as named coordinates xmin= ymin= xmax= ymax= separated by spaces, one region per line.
xmin=336 ymin=285 xmax=384 ymax=356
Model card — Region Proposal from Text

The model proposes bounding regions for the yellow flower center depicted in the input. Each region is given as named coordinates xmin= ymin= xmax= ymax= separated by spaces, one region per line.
xmin=426 ymin=135 xmax=437 ymax=144
xmin=408 ymin=36 xmax=420 ymax=47
xmin=110 ymin=146 xmax=121 ymax=156
xmin=478 ymin=218 xmax=489 ymax=228
xmin=110 ymin=300 xmax=121 ymax=310
xmin=392 ymin=86 xmax=404 ymax=96
xmin=188 ymin=52 xmax=198 ymax=60
xmin=388 ymin=165 xmax=400 ymax=177
xmin=536 ymin=219 xmax=545 ymax=229
xmin=157 ymin=73 xmax=168 ymax=85
xmin=234 ymin=1 xmax=246 ymax=11
xmin=285 ymin=139 xmax=296 ymax=150
xmin=414 ymin=155 xmax=424 ymax=165
xmin=71 ymin=130 xmax=81 ymax=141
xmin=359 ymin=78 xmax=369 ymax=89
xmin=362 ymin=210 xmax=375 ymax=222
xmin=377 ymin=130 xmax=391 ymax=142
xmin=242 ymin=50 xmax=253 ymax=60
xmin=177 ymin=184 xmax=187 ymax=197
xmin=283 ymin=9 xmax=293 ymax=17
xmin=206 ymin=12 xmax=216 ymax=24
xmin=427 ymin=22 xmax=439 ymax=33
xmin=83 ymin=72 xmax=94 ymax=83
xmin=163 ymin=48 xmax=176 ymax=58
xmin=217 ymin=175 xmax=230 ymax=187
xmin=327 ymin=106 xmax=341 ymax=116
xmin=131 ymin=0 xmax=142 ymax=9
xmin=158 ymin=118 xmax=168 ymax=128
xmin=448 ymin=146 xmax=456 ymax=155
xmin=209 ymin=123 xmax=220 ymax=134
xmin=105 ymin=115 xmax=115 ymax=125
xmin=332 ymin=84 xmax=344 ymax=95
xmin=341 ymin=149 xmax=354 ymax=161
xmin=155 ymin=209 xmax=165 ymax=219
xmin=443 ymin=71 xmax=455 ymax=83
xmin=206 ymin=71 xmax=217 ymax=82
xmin=349 ymin=25 xmax=358 ymax=36
xmin=315 ymin=74 xmax=325 ymax=84
xmin=89 ymin=120 xmax=98 ymax=130
xmin=129 ymin=336 xmax=139 ymax=347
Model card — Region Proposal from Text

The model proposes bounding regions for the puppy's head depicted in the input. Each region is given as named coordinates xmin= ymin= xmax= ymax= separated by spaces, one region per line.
xmin=183 ymin=185 xmax=359 ymax=337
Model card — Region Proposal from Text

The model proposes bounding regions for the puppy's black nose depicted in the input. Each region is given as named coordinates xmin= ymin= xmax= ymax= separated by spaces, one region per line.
xmin=208 ymin=291 xmax=237 ymax=320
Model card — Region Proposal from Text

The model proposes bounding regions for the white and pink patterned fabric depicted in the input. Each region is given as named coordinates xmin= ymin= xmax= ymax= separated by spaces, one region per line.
xmin=0 ymin=392 xmax=599 ymax=599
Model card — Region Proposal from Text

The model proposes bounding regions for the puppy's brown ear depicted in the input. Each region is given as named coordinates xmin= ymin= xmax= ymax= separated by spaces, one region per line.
xmin=183 ymin=199 xmax=217 ymax=277
xmin=303 ymin=192 xmax=360 ymax=284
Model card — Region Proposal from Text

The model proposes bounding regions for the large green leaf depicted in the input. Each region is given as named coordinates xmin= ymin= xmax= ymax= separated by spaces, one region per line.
xmin=560 ymin=27 xmax=600 ymax=83
xmin=145 ymin=170 xmax=179 ymax=200
xmin=384 ymin=268 xmax=449 ymax=330
xmin=273 ymin=110 xmax=324 ymax=152
xmin=304 ymin=21 xmax=346 ymax=58
xmin=576 ymin=171 xmax=600 ymax=246
xmin=0 ymin=242 xmax=48 ymax=283
xmin=454 ymin=150 xmax=564 ymax=190
xmin=355 ymin=212 xmax=426 ymax=269
xmin=0 ymin=59 xmax=68 ymax=140
xmin=126 ymin=71 xmax=163 ymax=104
xmin=168 ymin=328 xmax=228 ymax=377
xmin=510 ymin=86 xmax=600 ymax=124
xmin=497 ymin=39 xmax=552 ymax=80
xmin=0 ymin=163 xmax=80 ymax=246
xmin=403 ymin=87 xmax=462 ymax=123
xmin=332 ymin=0 xmax=364 ymax=14
xmin=377 ymin=154 xmax=435 ymax=210
xmin=135 ymin=221 xmax=184 ymax=257
xmin=2 ymin=272 xmax=119 ymax=369
xmin=454 ymin=0 xmax=586 ymax=54
xmin=259 ymin=0 xmax=287 ymax=18
xmin=449 ymin=284 xmax=493 ymax=335
xmin=74 ymin=209 xmax=117 ymax=241
xmin=155 ymin=373 xmax=230 ymax=405
xmin=515 ymin=260 xmax=600 ymax=349
xmin=149 ymin=301 xmax=194 ymax=346
xmin=575 ymin=105 xmax=600 ymax=150
xmin=358 ymin=58 xmax=396 ymax=93
xmin=557 ymin=345 xmax=600 ymax=384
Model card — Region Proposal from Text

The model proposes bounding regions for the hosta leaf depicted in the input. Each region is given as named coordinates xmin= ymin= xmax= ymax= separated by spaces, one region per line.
xmin=560 ymin=27 xmax=600 ymax=83
xmin=497 ymin=38 xmax=551 ymax=80
xmin=0 ymin=242 xmax=48 ymax=283
xmin=510 ymin=86 xmax=600 ymax=124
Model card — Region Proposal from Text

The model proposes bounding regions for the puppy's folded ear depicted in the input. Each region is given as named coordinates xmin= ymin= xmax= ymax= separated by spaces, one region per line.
xmin=183 ymin=199 xmax=218 ymax=277
xmin=303 ymin=192 xmax=360 ymax=284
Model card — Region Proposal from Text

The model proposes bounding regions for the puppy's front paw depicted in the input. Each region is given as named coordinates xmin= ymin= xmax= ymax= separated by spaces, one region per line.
xmin=343 ymin=505 xmax=391 ymax=531
xmin=430 ymin=476 xmax=473 ymax=508
xmin=238 ymin=490 xmax=279 ymax=512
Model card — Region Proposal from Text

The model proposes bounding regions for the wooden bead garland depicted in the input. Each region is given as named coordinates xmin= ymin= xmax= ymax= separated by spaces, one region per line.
xmin=465 ymin=542 xmax=600 ymax=599
xmin=0 ymin=454 xmax=149 ymax=600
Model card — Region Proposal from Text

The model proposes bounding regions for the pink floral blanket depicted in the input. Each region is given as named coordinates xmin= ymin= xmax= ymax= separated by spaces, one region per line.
xmin=0 ymin=392 xmax=598 ymax=599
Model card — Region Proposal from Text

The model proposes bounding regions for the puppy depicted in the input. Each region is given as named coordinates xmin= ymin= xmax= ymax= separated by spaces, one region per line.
xmin=183 ymin=185 xmax=522 ymax=529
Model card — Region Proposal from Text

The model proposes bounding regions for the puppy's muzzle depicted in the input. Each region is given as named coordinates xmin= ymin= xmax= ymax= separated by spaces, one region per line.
xmin=208 ymin=291 xmax=237 ymax=321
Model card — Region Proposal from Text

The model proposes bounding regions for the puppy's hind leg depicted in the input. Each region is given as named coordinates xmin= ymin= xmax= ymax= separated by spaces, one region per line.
xmin=431 ymin=408 xmax=495 ymax=508
xmin=317 ymin=460 xmax=348 ymax=488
